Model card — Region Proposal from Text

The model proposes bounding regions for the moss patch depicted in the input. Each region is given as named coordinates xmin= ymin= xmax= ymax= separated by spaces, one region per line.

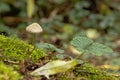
xmin=74 ymin=64 xmax=119 ymax=80
xmin=0 ymin=61 xmax=22 ymax=80
xmin=52 ymin=63 xmax=119 ymax=80
xmin=0 ymin=35 xmax=46 ymax=62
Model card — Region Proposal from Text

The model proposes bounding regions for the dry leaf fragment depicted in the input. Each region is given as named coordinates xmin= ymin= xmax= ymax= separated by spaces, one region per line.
xmin=31 ymin=59 xmax=78 ymax=79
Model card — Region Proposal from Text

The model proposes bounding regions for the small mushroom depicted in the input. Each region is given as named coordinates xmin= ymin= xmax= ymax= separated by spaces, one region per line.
xmin=26 ymin=23 xmax=43 ymax=46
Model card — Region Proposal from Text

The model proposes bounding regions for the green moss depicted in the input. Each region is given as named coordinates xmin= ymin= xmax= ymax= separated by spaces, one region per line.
xmin=74 ymin=64 xmax=119 ymax=80
xmin=0 ymin=61 xmax=22 ymax=80
xmin=57 ymin=63 xmax=119 ymax=80
xmin=0 ymin=35 xmax=47 ymax=62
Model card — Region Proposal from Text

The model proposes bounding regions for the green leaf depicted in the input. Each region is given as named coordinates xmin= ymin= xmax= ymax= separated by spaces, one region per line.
xmin=31 ymin=59 xmax=78 ymax=79
xmin=71 ymin=37 xmax=93 ymax=52
xmin=87 ymin=43 xmax=113 ymax=56
xmin=74 ymin=31 xmax=87 ymax=37
xmin=36 ymin=43 xmax=64 ymax=53
xmin=0 ymin=1 xmax=10 ymax=12
xmin=0 ymin=24 xmax=16 ymax=36
xmin=53 ymin=0 xmax=64 ymax=4
xmin=110 ymin=58 xmax=120 ymax=66
xmin=71 ymin=36 xmax=113 ymax=56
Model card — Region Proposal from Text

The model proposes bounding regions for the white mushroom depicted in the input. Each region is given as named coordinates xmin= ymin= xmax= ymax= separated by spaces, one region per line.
xmin=26 ymin=23 xmax=43 ymax=46
xmin=26 ymin=23 xmax=43 ymax=33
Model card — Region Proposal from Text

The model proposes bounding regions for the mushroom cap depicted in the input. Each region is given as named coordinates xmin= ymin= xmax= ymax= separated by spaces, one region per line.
xmin=26 ymin=23 xmax=43 ymax=33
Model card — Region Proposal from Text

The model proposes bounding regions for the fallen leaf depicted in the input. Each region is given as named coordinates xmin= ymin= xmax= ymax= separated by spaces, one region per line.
xmin=31 ymin=59 xmax=78 ymax=79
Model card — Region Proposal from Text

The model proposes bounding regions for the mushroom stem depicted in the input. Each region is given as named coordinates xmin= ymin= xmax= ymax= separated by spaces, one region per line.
xmin=31 ymin=33 xmax=36 ymax=46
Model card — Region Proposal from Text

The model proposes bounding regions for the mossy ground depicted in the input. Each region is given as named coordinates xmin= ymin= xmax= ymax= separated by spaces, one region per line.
xmin=74 ymin=64 xmax=119 ymax=80
xmin=0 ymin=35 xmax=46 ymax=62
xmin=0 ymin=35 xmax=119 ymax=80
xmin=54 ymin=63 xmax=119 ymax=80
xmin=0 ymin=62 xmax=22 ymax=80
